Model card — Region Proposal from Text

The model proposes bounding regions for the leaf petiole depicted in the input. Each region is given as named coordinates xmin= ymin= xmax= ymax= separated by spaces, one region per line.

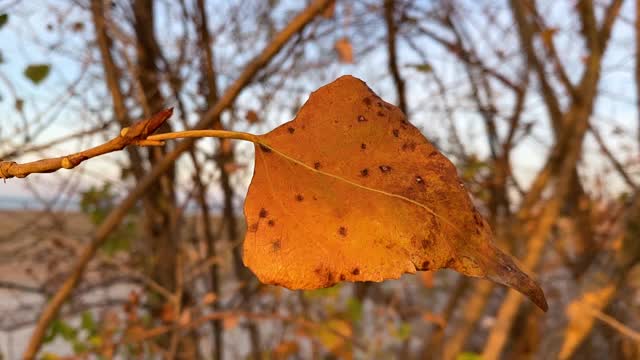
xmin=147 ymin=130 xmax=261 ymax=144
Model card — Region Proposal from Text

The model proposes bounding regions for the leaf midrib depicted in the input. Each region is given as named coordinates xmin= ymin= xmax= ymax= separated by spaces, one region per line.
xmin=256 ymin=138 xmax=461 ymax=235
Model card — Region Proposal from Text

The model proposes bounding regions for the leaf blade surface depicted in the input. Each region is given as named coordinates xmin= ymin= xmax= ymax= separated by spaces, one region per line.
xmin=243 ymin=75 xmax=547 ymax=311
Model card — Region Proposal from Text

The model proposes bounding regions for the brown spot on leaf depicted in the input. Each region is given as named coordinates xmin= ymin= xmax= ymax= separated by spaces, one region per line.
xmin=314 ymin=161 xmax=321 ymax=170
xmin=377 ymin=111 xmax=385 ymax=117
xmin=445 ymin=258 xmax=456 ymax=268
xmin=295 ymin=194 xmax=304 ymax=202
xmin=268 ymin=219 xmax=276 ymax=227
xmin=376 ymin=101 xmax=383 ymax=107
xmin=379 ymin=165 xmax=392 ymax=173
xmin=360 ymin=168 xmax=369 ymax=177
xmin=351 ymin=268 xmax=360 ymax=275
xmin=259 ymin=208 xmax=268 ymax=218
xmin=248 ymin=223 xmax=259 ymax=232
xmin=392 ymin=129 xmax=399 ymax=137
xmin=287 ymin=127 xmax=295 ymax=134
xmin=363 ymin=97 xmax=372 ymax=106
xmin=338 ymin=226 xmax=348 ymax=237
xmin=473 ymin=211 xmax=484 ymax=228
xmin=421 ymin=238 xmax=432 ymax=249
xmin=361 ymin=143 xmax=367 ymax=150
xmin=339 ymin=274 xmax=346 ymax=281
xmin=402 ymin=141 xmax=417 ymax=151
xmin=428 ymin=151 xmax=438 ymax=157
xmin=421 ymin=261 xmax=430 ymax=270
xmin=357 ymin=115 xmax=367 ymax=122
xmin=272 ymin=240 xmax=281 ymax=251
xmin=415 ymin=176 xmax=424 ymax=184
xmin=259 ymin=144 xmax=272 ymax=153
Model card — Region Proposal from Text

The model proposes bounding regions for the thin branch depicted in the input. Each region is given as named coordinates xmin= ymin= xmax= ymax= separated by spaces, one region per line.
xmin=384 ymin=0 xmax=407 ymax=114
xmin=0 ymin=122 xmax=109 ymax=159
xmin=589 ymin=124 xmax=638 ymax=191
xmin=582 ymin=302 xmax=640 ymax=344
xmin=0 ymin=109 xmax=172 ymax=180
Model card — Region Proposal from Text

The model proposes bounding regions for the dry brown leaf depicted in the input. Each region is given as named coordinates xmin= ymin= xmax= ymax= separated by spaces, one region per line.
xmin=335 ymin=37 xmax=354 ymax=63
xmin=246 ymin=110 xmax=260 ymax=124
xmin=124 ymin=325 xmax=147 ymax=342
xmin=243 ymin=75 xmax=547 ymax=311
xmin=314 ymin=319 xmax=352 ymax=359
xmin=202 ymin=292 xmax=218 ymax=305
xmin=223 ymin=315 xmax=239 ymax=330
xmin=160 ymin=302 xmax=175 ymax=323
xmin=178 ymin=309 xmax=192 ymax=326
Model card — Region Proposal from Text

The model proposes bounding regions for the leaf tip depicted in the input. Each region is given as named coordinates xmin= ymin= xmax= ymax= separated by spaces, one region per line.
xmin=486 ymin=248 xmax=549 ymax=312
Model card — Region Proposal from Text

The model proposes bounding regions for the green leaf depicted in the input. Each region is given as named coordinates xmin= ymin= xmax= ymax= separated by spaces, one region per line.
xmin=24 ymin=64 xmax=51 ymax=84
xmin=43 ymin=320 xmax=61 ymax=344
xmin=103 ymin=235 xmax=131 ymax=255
xmin=346 ymin=298 xmax=362 ymax=322
xmin=304 ymin=284 xmax=341 ymax=299
xmin=407 ymin=63 xmax=433 ymax=73
xmin=456 ymin=352 xmax=483 ymax=360
xmin=393 ymin=322 xmax=412 ymax=341
xmin=0 ymin=14 xmax=8 ymax=29
xmin=57 ymin=320 xmax=78 ymax=341
xmin=313 ymin=319 xmax=351 ymax=353
xmin=81 ymin=311 xmax=97 ymax=335
xmin=40 ymin=353 xmax=60 ymax=360
xmin=88 ymin=335 xmax=102 ymax=348
xmin=72 ymin=341 xmax=87 ymax=354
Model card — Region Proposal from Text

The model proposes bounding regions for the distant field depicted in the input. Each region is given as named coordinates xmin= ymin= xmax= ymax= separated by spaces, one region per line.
xmin=0 ymin=195 xmax=80 ymax=211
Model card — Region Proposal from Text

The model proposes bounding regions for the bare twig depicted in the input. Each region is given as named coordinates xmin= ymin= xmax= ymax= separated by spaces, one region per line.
xmin=580 ymin=301 xmax=640 ymax=344
xmin=0 ymin=109 xmax=172 ymax=180
xmin=0 ymin=123 xmax=110 ymax=159
xmin=384 ymin=0 xmax=407 ymax=115
xmin=589 ymin=124 xmax=638 ymax=190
